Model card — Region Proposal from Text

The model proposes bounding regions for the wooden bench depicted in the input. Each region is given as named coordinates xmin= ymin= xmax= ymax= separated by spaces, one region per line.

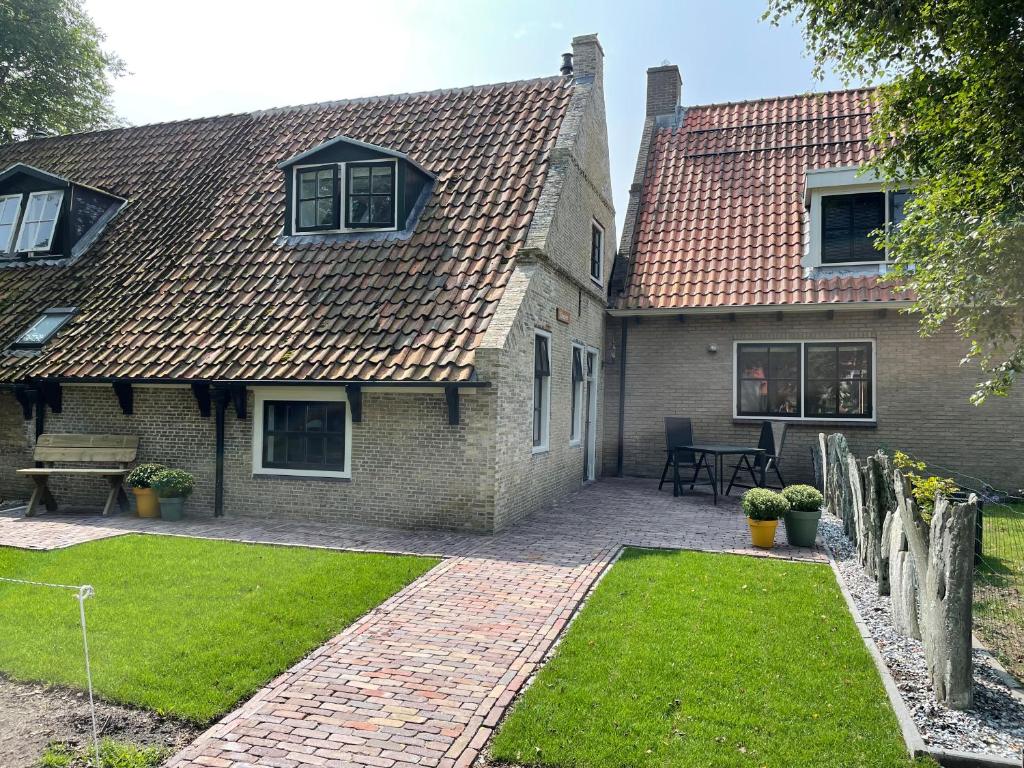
xmin=17 ymin=434 xmax=140 ymax=517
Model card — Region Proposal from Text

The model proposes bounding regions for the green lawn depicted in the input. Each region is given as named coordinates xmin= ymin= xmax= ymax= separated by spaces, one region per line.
xmin=975 ymin=501 xmax=1024 ymax=681
xmin=490 ymin=549 xmax=915 ymax=768
xmin=0 ymin=535 xmax=437 ymax=722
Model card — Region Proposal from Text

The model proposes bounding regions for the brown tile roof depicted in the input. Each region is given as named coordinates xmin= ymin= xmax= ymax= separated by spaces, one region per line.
xmin=615 ymin=88 xmax=910 ymax=312
xmin=0 ymin=76 xmax=572 ymax=383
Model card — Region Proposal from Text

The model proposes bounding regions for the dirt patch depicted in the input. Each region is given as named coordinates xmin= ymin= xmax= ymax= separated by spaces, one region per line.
xmin=0 ymin=675 xmax=201 ymax=768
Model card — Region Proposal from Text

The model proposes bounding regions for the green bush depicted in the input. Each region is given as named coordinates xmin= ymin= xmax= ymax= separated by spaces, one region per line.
xmin=741 ymin=488 xmax=790 ymax=520
xmin=150 ymin=469 xmax=194 ymax=498
xmin=781 ymin=484 xmax=824 ymax=512
xmin=124 ymin=463 xmax=167 ymax=489
xmin=893 ymin=451 xmax=958 ymax=519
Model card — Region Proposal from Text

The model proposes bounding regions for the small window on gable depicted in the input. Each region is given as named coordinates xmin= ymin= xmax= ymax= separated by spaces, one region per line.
xmin=590 ymin=221 xmax=604 ymax=284
xmin=821 ymin=192 xmax=885 ymax=263
xmin=295 ymin=165 xmax=339 ymax=232
xmin=11 ymin=307 xmax=75 ymax=349
xmin=346 ymin=161 xmax=395 ymax=229
xmin=0 ymin=195 xmax=22 ymax=253
xmin=16 ymin=190 xmax=63 ymax=252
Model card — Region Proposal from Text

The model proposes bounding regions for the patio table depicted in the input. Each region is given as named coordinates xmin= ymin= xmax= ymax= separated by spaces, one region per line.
xmin=673 ymin=444 xmax=765 ymax=505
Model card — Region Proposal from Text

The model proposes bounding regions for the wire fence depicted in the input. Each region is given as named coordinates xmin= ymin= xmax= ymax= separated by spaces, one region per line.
xmin=0 ymin=576 xmax=101 ymax=767
xmin=900 ymin=453 xmax=1024 ymax=684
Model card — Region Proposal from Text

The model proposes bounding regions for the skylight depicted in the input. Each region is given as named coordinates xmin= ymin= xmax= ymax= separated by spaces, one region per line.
xmin=11 ymin=307 xmax=75 ymax=349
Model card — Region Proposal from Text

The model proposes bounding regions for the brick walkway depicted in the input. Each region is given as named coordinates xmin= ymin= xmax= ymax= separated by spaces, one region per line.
xmin=0 ymin=479 xmax=824 ymax=768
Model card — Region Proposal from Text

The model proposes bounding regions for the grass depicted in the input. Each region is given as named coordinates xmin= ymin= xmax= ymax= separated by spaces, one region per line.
xmin=490 ymin=549 xmax=916 ymax=768
xmin=974 ymin=501 xmax=1024 ymax=681
xmin=40 ymin=739 xmax=169 ymax=768
xmin=0 ymin=535 xmax=437 ymax=722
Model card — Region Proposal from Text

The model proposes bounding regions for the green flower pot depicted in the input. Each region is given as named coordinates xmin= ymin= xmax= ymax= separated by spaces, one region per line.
xmin=783 ymin=508 xmax=821 ymax=547
xmin=159 ymin=496 xmax=186 ymax=522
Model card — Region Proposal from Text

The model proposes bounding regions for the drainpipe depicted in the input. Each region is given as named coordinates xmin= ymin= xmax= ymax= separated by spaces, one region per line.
xmin=212 ymin=388 xmax=228 ymax=518
xmin=616 ymin=319 xmax=628 ymax=476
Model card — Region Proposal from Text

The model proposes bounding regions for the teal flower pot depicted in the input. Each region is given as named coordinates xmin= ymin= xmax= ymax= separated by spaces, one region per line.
xmin=159 ymin=496 xmax=186 ymax=522
xmin=783 ymin=508 xmax=821 ymax=547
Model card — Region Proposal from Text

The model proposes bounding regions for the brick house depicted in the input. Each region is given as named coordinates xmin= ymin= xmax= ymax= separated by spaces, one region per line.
xmin=604 ymin=64 xmax=1024 ymax=491
xmin=0 ymin=35 xmax=615 ymax=532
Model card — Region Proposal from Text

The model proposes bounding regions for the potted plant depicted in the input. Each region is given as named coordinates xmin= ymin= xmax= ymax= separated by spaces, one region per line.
xmin=125 ymin=463 xmax=167 ymax=518
xmin=151 ymin=469 xmax=194 ymax=521
xmin=780 ymin=484 xmax=825 ymax=547
xmin=741 ymin=488 xmax=789 ymax=549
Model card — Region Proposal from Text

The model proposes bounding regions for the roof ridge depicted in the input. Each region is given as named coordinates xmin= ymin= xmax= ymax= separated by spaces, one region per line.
xmin=682 ymin=85 xmax=877 ymax=113
xmin=1 ymin=74 xmax=570 ymax=148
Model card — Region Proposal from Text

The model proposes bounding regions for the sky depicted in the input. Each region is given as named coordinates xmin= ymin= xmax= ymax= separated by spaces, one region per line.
xmin=84 ymin=0 xmax=854 ymax=236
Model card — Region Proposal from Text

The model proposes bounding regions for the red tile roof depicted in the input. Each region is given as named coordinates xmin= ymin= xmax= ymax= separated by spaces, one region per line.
xmin=615 ymin=88 xmax=909 ymax=311
xmin=0 ymin=76 xmax=572 ymax=383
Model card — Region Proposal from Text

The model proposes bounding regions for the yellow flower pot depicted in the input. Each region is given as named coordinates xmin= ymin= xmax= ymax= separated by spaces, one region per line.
xmin=132 ymin=487 xmax=160 ymax=518
xmin=747 ymin=518 xmax=778 ymax=549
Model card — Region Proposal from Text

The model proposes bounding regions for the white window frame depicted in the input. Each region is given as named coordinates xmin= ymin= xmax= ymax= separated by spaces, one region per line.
xmin=0 ymin=194 xmax=23 ymax=253
xmin=532 ymin=329 xmax=552 ymax=454
xmin=251 ymin=386 xmax=353 ymax=479
xmin=291 ymin=159 xmax=399 ymax=236
xmin=569 ymin=342 xmax=585 ymax=446
xmin=16 ymin=190 xmax=63 ymax=252
xmin=732 ymin=339 xmax=877 ymax=424
xmin=590 ymin=220 xmax=605 ymax=286
xmin=803 ymin=166 xmax=911 ymax=269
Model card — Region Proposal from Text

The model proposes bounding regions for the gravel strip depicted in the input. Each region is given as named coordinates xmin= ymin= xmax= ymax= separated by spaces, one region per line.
xmin=821 ymin=514 xmax=1024 ymax=761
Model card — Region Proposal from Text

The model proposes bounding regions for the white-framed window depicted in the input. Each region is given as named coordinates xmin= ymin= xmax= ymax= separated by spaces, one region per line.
xmin=733 ymin=339 xmax=876 ymax=422
xmin=590 ymin=220 xmax=604 ymax=284
xmin=804 ymin=167 xmax=912 ymax=268
xmin=569 ymin=343 xmax=584 ymax=445
xmin=0 ymin=194 xmax=23 ymax=253
xmin=15 ymin=190 xmax=63 ymax=252
xmin=291 ymin=159 xmax=398 ymax=235
xmin=252 ymin=387 xmax=353 ymax=479
xmin=532 ymin=330 xmax=551 ymax=453
xmin=10 ymin=307 xmax=75 ymax=349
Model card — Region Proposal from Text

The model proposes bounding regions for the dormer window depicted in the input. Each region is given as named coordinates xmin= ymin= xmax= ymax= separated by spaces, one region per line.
xmin=11 ymin=307 xmax=75 ymax=350
xmin=0 ymin=164 xmax=124 ymax=263
xmin=16 ymin=190 xmax=64 ymax=252
xmin=803 ymin=166 xmax=914 ymax=270
xmin=278 ymin=136 xmax=434 ymax=238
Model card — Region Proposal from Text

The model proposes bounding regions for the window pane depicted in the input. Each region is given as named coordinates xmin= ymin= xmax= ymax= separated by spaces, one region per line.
xmin=287 ymin=404 xmax=305 ymax=431
xmin=299 ymin=200 xmax=316 ymax=228
xmin=739 ymin=379 xmax=768 ymax=413
xmin=768 ymin=380 xmax=799 ymax=415
xmin=286 ymin=434 xmax=305 ymax=463
xmin=805 ymin=346 xmax=836 ymax=380
xmin=349 ymin=195 xmax=369 ymax=224
xmin=299 ymin=173 xmax=317 ymax=200
xmin=0 ymin=197 xmax=18 ymax=225
xmin=317 ymin=170 xmax=334 ymax=197
xmin=349 ymin=167 xmax=370 ymax=194
xmin=370 ymin=165 xmax=392 ymax=193
xmin=838 ymin=344 xmax=870 ymax=378
xmin=316 ymin=197 xmax=334 ymax=226
xmin=325 ymin=436 xmax=344 ymax=467
xmin=325 ymin=403 xmax=344 ymax=433
xmin=838 ymin=380 xmax=869 ymax=415
xmin=267 ymin=434 xmax=287 ymax=463
xmin=369 ymin=196 xmax=392 ymax=224
xmin=769 ymin=346 xmax=799 ymax=378
xmin=305 ymin=436 xmax=324 ymax=464
xmin=305 ymin=404 xmax=325 ymax=431
xmin=891 ymin=190 xmax=912 ymax=227
xmin=806 ymin=380 xmax=837 ymax=416
xmin=0 ymin=224 xmax=13 ymax=252
xmin=738 ymin=345 xmax=768 ymax=380
xmin=18 ymin=314 xmax=64 ymax=345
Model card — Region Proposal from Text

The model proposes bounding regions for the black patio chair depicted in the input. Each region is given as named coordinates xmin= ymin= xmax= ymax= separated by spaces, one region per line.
xmin=726 ymin=420 xmax=787 ymax=494
xmin=658 ymin=417 xmax=699 ymax=493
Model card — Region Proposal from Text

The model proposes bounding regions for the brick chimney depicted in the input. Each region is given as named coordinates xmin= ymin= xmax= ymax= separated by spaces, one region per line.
xmin=646 ymin=64 xmax=681 ymax=117
xmin=571 ymin=34 xmax=603 ymax=85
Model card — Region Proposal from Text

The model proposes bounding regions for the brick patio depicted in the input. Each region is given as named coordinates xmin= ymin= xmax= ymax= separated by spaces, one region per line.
xmin=0 ymin=479 xmax=824 ymax=767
